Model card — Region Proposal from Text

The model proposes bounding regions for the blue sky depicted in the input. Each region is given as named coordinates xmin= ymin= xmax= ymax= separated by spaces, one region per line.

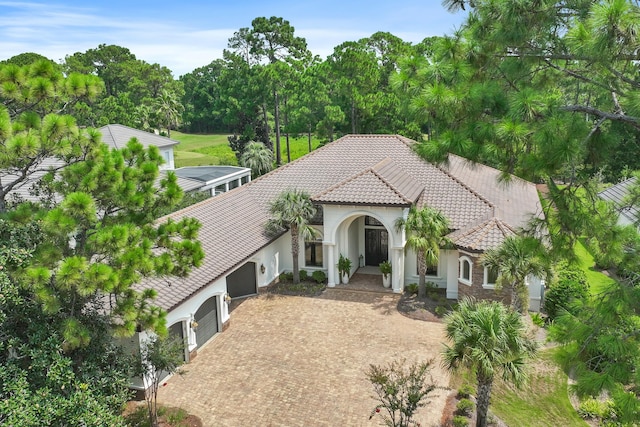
xmin=0 ymin=1 xmax=467 ymax=77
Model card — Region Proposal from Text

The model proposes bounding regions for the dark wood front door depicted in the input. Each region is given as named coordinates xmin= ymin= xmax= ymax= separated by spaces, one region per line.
xmin=365 ymin=228 xmax=388 ymax=266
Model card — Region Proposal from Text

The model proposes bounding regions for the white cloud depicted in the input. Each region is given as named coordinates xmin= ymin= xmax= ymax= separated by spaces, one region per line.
xmin=0 ymin=1 xmax=467 ymax=76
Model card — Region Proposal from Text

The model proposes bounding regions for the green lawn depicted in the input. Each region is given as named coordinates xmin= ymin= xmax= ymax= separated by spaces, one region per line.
xmin=490 ymin=350 xmax=587 ymax=427
xmin=574 ymin=240 xmax=617 ymax=296
xmin=171 ymin=132 xmax=236 ymax=167
xmin=171 ymin=131 xmax=324 ymax=168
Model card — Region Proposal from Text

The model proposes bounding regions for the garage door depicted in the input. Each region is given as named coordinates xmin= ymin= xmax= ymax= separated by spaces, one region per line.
xmin=194 ymin=296 xmax=218 ymax=348
xmin=168 ymin=321 xmax=187 ymax=362
xmin=226 ymin=262 xmax=257 ymax=298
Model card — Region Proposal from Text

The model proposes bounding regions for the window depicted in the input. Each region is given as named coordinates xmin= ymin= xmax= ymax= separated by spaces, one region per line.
xmin=417 ymin=257 xmax=438 ymax=276
xmin=484 ymin=266 xmax=499 ymax=289
xmin=365 ymin=216 xmax=383 ymax=226
xmin=459 ymin=256 xmax=472 ymax=285
xmin=305 ymin=234 xmax=323 ymax=267
xmin=241 ymin=175 xmax=249 ymax=185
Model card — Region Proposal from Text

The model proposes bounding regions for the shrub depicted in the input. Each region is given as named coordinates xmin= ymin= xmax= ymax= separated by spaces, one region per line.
xmin=299 ymin=270 xmax=308 ymax=281
xmin=456 ymin=384 xmax=474 ymax=399
xmin=456 ymin=398 xmax=474 ymax=416
xmin=544 ymin=262 xmax=589 ymax=320
xmin=435 ymin=305 xmax=447 ymax=317
xmin=530 ymin=312 xmax=545 ymax=327
xmin=425 ymin=281 xmax=437 ymax=291
xmin=452 ymin=415 xmax=469 ymax=427
xmin=311 ymin=270 xmax=326 ymax=284
xmin=578 ymin=398 xmax=615 ymax=420
xmin=367 ymin=359 xmax=438 ymax=427
xmin=405 ymin=283 xmax=419 ymax=295
xmin=279 ymin=272 xmax=294 ymax=282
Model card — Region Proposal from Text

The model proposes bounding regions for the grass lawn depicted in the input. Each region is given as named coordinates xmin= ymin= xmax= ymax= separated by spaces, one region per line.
xmin=490 ymin=349 xmax=587 ymax=427
xmin=171 ymin=131 xmax=324 ymax=168
xmin=277 ymin=134 xmax=323 ymax=162
xmin=574 ymin=240 xmax=617 ymax=296
xmin=171 ymin=131 xmax=236 ymax=167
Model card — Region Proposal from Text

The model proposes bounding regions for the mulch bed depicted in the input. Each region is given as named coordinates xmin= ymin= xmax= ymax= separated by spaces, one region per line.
xmin=263 ymin=279 xmax=327 ymax=297
xmin=397 ymin=288 xmax=457 ymax=323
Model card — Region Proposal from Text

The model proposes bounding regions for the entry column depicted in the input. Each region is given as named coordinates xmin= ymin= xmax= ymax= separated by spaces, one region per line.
xmin=325 ymin=242 xmax=336 ymax=287
xmin=392 ymin=247 xmax=404 ymax=293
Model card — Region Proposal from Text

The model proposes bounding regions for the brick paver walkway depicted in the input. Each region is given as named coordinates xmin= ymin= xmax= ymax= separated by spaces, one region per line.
xmin=157 ymin=289 xmax=450 ymax=427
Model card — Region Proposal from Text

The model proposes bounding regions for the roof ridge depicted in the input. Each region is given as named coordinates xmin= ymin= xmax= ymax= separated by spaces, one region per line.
xmin=312 ymin=165 xmax=377 ymax=199
xmin=369 ymin=167 xmax=414 ymax=205
xmin=436 ymin=162 xmax=495 ymax=209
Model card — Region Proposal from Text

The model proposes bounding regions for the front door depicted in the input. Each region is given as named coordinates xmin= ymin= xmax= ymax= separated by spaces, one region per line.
xmin=365 ymin=228 xmax=388 ymax=266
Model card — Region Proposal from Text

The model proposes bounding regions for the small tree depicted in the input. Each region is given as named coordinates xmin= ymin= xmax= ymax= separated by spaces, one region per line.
xmin=134 ymin=336 xmax=185 ymax=427
xmin=266 ymin=189 xmax=317 ymax=284
xmin=366 ymin=359 xmax=438 ymax=427
xmin=240 ymin=141 xmax=273 ymax=178
xmin=481 ymin=235 xmax=546 ymax=313
xmin=395 ymin=206 xmax=450 ymax=299
xmin=442 ymin=298 xmax=537 ymax=427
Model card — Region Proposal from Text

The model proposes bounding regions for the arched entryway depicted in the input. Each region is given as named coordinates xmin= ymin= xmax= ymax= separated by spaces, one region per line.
xmin=321 ymin=206 xmax=406 ymax=291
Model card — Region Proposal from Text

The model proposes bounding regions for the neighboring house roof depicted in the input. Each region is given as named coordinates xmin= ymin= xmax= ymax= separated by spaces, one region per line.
xmin=138 ymin=134 xmax=542 ymax=311
xmin=448 ymin=217 xmax=517 ymax=252
xmin=99 ymin=124 xmax=179 ymax=149
xmin=314 ymin=158 xmax=423 ymax=206
xmin=3 ymin=157 xmax=65 ymax=205
xmin=4 ymin=125 xmax=204 ymax=203
xmin=159 ymin=172 xmax=205 ymax=193
xmin=173 ymin=166 xmax=249 ymax=184
xmin=598 ymin=177 xmax=639 ymax=225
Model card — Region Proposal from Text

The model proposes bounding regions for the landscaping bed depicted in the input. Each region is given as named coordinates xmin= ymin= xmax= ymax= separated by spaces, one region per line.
xmin=397 ymin=285 xmax=457 ymax=323
xmin=264 ymin=271 xmax=327 ymax=297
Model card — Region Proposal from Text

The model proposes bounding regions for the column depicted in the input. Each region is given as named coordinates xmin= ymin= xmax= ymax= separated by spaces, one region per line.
xmin=392 ymin=247 xmax=404 ymax=293
xmin=326 ymin=242 xmax=335 ymax=287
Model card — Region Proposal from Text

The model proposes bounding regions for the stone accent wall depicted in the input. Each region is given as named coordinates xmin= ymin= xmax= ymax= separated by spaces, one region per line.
xmin=456 ymin=256 xmax=509 ymax=305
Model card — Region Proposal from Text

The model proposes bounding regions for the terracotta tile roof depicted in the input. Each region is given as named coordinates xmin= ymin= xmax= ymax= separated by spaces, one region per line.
xmin=99 ymin=124 xmax=179 ymax=149
xmin=448 ymin=217 xmax=517 ymax=252
xmin=441 ymin=154 xmax=544 ymax=227
xmin=135 ymin=134 xmax=541 ymax=311
xmin=313 ymin=158 xmax=423 ymax=206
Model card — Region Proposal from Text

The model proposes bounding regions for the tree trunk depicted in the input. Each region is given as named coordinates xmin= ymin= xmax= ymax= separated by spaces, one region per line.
xmin=351 ymin=99 xmax=356 ymax=134
xmin=274 ymin=89 xmax=282 ymax=166
xmin=475 ymin=377 xmax=493 ymax=427
xmin=261 ymin=104 xmax=271 ymax=150
xmin=307 ymin=125 xmax=312 ymax=152
xmin=512 ymin=281 xmax=528 ymax=314
xmin=418 ymin=250 xmax=426 ymax=299
xmin=291 ymin=225 xmax=300 ymax=284
xmin=284 ymin=96 xmax=290 ymax=163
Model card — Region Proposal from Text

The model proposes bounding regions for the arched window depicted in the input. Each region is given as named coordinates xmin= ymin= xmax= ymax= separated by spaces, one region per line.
xmin=459 ymin=256 xmax=472 ymax=285
xmin=305 ymin=231 xmax=323 ymax=267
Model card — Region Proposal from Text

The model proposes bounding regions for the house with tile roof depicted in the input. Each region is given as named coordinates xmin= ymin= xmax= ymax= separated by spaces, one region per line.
xmin=132 ymin=134 xmax=545 ymax=361
xmin=3 ymin=124 xmax=252 ymax=204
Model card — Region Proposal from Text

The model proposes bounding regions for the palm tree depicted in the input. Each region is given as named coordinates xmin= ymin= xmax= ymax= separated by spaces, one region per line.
xmin=240 ymin=141 xmax=273 ymax=178
xmin=442 ymin=298 xmax=537 ymax=427
xmin=154 ymin=89 xmax=183 ymax=138
xmin=481 ymin=235 xmax=546 ymax=313
xmin=266 ymin=189 xmax=317 ymax=284
xmin=395 ymin=206 xmax=450 ymax=298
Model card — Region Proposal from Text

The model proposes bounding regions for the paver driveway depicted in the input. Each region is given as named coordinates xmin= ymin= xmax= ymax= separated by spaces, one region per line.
xmin=157 ymin=290 xmax=450 ymax=427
